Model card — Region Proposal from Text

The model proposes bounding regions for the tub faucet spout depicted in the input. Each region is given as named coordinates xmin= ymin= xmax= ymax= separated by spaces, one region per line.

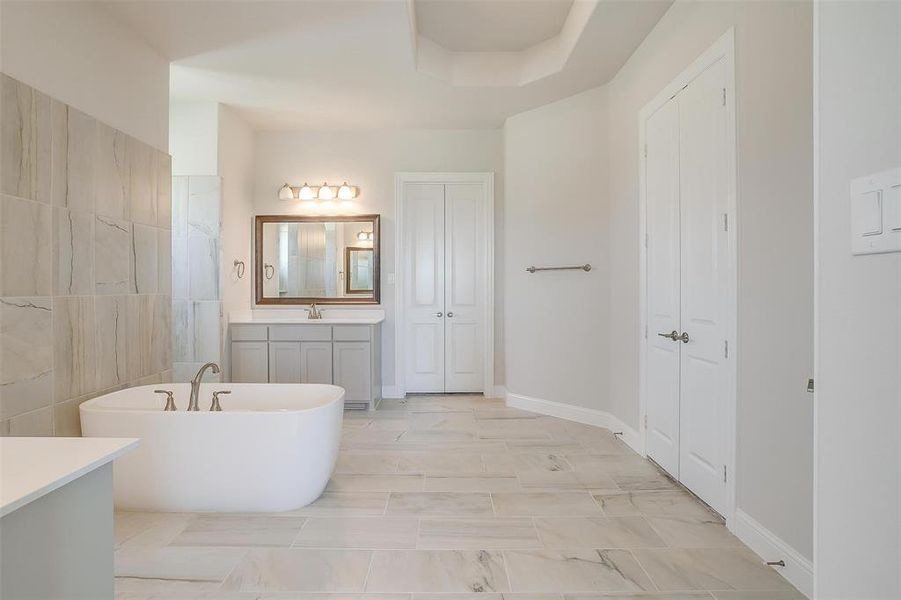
xmin=189 ymin=363 xmax=220 ymax=411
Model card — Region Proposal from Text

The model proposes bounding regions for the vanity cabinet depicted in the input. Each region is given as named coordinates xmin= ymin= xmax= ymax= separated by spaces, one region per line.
xmin=229 ymin=323 xmax=381 ymax=410
xmin=231 ymin=341 xmax=269 ymax=383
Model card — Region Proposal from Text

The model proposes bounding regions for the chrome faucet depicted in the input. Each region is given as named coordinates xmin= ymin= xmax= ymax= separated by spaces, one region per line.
xmin=189 ymin=363 xmax=220 ymax=411
xmin=307 ymin=302 xmax=322 ymax=320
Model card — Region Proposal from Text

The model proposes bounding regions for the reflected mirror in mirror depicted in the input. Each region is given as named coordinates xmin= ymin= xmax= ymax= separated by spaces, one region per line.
xmin=256 ymin=215 xmax=379 ymax=305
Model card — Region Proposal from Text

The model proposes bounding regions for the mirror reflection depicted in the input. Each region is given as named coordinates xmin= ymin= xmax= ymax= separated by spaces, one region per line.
xmin=256 ymin=215 xmax=379 ymax=304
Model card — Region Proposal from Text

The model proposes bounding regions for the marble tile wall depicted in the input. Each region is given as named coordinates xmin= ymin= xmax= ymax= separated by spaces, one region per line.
xmin=171 ymin=175 xmax=223 ymax=382
xmin=0 ymin=74 xmax=173 ymax=436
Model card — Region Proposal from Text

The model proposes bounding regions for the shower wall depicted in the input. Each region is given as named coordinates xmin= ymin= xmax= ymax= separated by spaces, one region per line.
xmin=171 ymin=175 xmax=223 ymax=382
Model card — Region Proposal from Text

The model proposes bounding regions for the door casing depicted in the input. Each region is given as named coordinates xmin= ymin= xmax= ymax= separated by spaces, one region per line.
xmin=394 ymin=172 xmax=495 ymax=397
xmin=638 ymin=28 xmax=738 ymax=522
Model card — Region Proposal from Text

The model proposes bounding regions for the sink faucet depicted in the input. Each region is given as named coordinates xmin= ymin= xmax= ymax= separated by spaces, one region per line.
xmin=189 ymin=363 xmax=220 ymax=411
xmin=308 ymin=303 xmax=322 ymax=320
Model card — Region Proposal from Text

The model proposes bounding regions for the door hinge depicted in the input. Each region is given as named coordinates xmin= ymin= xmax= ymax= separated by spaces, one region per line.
xmin=724 ymin=340 xmax=729 ymax=358
xmin=644 ymin=232 xmax=649 ymax=248
xmin=644 ymin=324 xmax=648 ymax=339
xmin=722 ymin=88 xmax=727 ymax=107
xmin=644 ymin=414 xmax=648 ymax=429
xmin=723 ymin=213 xmax=729 ymax=232
xmin=644 ymin=144 xmax=648 ymax=159
xmin=723 ymin=465 xmax=728 ymax=483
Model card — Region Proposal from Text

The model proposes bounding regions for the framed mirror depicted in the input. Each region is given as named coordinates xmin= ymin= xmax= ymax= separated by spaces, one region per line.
xmin=255 ymin=214 xmax=380 ymax=305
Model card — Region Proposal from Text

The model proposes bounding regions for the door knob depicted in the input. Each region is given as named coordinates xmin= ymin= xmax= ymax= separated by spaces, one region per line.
xmin=435 ymin=312 xmax=443 ymax=317
xmin=657 ymin=330 xmax=679 ymax=341
xmin=678 ymin=332 xmax=690 ymax=343
xmin=447 ymin=312 xmax=454 ymax=318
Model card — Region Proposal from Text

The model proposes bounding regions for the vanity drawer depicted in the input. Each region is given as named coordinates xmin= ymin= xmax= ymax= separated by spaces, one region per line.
xmin=333 ymin=325 xmax=371 ymax=342
xmin=269 ymin=324 xmax=333 ymax=342
xmin=231 ymin=324 xmax=268 ymax=341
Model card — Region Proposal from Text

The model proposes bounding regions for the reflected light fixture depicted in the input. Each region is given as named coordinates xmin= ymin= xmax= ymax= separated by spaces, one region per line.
xmin=298 ymin=183 xmax=316 ymax=201
xmin=278 ymin=183 xmax=294 ymax=200
xmin=356 ymin=231 xmax=373 ymax=241
xmin=317 ymin=182 xmax=335 ymax=200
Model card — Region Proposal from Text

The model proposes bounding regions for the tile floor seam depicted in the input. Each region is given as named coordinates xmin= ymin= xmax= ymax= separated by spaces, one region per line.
xmin=360 ymin=549 xmax=377 ymax=593
xmin=214 ymin=547 xmax=249 ymax=592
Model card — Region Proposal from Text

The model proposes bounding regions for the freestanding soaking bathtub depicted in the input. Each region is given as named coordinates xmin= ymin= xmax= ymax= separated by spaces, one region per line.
xmin=80 ymin=383 xmax=344 ymax=512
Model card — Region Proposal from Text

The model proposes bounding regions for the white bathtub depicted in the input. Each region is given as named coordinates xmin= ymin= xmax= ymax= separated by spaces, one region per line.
xmin=80 ymin=383 xmax=344 ymax=512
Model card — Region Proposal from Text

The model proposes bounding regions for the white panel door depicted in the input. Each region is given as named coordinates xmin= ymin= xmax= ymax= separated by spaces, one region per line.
xmin=644 ymin=99 xmax=682 ymax=477
xmin=403 ymin=183 xmax=446 ymax=392
xmin=677 ymin=59 xmax=729 ymax=515
xmin=444 ymin=183 xmax=485 ymax=392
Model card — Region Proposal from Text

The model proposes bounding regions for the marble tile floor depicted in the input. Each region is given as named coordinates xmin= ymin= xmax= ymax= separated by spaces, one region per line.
xmin=114 ymin=395 xmax=803 ymax=600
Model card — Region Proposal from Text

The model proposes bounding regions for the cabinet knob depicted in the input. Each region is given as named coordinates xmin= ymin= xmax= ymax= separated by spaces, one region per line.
xmin=435 ymin=312 xmax=443 ymax=318
xmin=447 ymin=312 xmax=454 ymax=318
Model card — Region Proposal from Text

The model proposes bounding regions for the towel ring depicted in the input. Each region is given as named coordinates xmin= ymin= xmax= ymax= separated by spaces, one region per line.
xmin=234 ymin=260 xmax=245 ymax=279
xmin=264 ymin=264 xmax=275 ymax=280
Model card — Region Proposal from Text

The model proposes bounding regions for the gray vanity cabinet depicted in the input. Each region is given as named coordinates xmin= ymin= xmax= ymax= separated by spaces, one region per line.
xmin=229 ymin=323 xmax=381 ymax=410
xmin=231 ymin=341 xmax=269 ymax=383
xmin=333 ymin=342 xmax=372 ymax=402
xmin=300 ymin=342 xmax=333 ymax=384
xmin=268 ymin=342 xmax=302 ymax=383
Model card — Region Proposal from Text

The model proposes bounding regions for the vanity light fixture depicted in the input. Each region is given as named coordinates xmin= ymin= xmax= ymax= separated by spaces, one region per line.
xmin=317 ymin=182 xmax=335 ymax=200
xmin=298 ymin=183 xmax=316 ymax=201
xmin=338 ymin=182 xmax=357 ymax=200
xmin=278 ymin=181 xmax=360 ymax=201
xmin=278 ymin=183 xmax=294 ymax=201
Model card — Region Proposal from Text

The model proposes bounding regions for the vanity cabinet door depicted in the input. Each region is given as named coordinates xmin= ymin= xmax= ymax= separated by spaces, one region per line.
xmin=333 ymin=342 xmax=371 ymax=403
xmin=300 ymin=342 xmax=333 ymax=384
xmin=231 ymin=342 xmax=269 ymax=383
xmin=269 ymin=342 xmax=303 ymax=383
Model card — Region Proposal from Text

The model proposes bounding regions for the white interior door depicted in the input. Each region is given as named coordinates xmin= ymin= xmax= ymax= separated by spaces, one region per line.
xmin=644 ymin=99 xmax=682 ymax=477
xmin=644 ymin=58 xmax=730 ymax=516
xmin=403 ymin=183 xmax=446 ymax=393
xmin=677 ymin=59 xmax=729 ymax=515
xmin=444 ymin=183 xmax=485 ymax=392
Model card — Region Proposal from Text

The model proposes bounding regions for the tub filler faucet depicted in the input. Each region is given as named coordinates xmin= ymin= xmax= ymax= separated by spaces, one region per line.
xmin=189 ymin=362 xmax=220 ymax=411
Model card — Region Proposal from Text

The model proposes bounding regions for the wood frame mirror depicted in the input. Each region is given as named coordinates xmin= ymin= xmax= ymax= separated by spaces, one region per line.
xmin=255 ymin=214 xmax=380 ymax=305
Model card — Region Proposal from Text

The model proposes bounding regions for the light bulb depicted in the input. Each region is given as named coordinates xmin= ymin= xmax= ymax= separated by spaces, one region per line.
xmin=298 ymin=183 xmax=315 ymax=201
xmin=338 ymin=182 xmax=355 ymax=200
xmin=318 ymin=182 xmax=335 ymax=200
xmin=278 ymin=183 xmax=294 ymax=201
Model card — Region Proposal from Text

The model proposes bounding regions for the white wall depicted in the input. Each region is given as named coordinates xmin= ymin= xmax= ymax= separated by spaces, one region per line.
xmin=503 ymin=86 xmax=610 ymax=412
xmin=218 ymin=105 xmax=256 ymax=337
xmin=814 ymin=1 xmax=901 ymax=597
xmin=170 ymin=101 xmax=220 ymax=177
xmin=605 ymin=0 xmax=814 ymax=562
xmin=252 ymin=129 xmax=505 ymax=389
xmin=502 ymin=0 xmax=814 ymax=569
xmin=0 ymin=1 xmax=168 ymax=151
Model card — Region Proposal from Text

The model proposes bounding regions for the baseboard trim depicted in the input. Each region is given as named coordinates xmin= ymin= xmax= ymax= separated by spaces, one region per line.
xmin=505 ymin=391 xmax=643 ymax=455
xmin=381 ymin=386 xmax=403 ymax=399
xmin=729 ymin=508 xmax=812 ymax=598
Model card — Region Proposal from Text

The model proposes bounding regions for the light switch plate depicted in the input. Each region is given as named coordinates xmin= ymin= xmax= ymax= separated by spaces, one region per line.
xmin=851 ymin=167 xmax=901 ymax=255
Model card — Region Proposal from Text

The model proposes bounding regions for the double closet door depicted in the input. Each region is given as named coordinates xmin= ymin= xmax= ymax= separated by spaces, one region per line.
xmin=645 ymin=58 xmax=731 ymax=516
xmin=403 ymin=182 xmax=486 ymax=393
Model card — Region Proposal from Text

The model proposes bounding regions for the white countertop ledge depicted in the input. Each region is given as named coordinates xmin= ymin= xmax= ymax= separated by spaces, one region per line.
xmin=0 ymin=437 xmax=138 ymax=517
xmin=230 ymin=310 xmax=385 ymax=325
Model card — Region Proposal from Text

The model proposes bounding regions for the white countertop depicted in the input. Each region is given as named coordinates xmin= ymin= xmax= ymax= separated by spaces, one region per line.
xmin=0 ymin=437 xmax=138 ymax=517
xmin=230 ymin=309 xmax=385 ymax=325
